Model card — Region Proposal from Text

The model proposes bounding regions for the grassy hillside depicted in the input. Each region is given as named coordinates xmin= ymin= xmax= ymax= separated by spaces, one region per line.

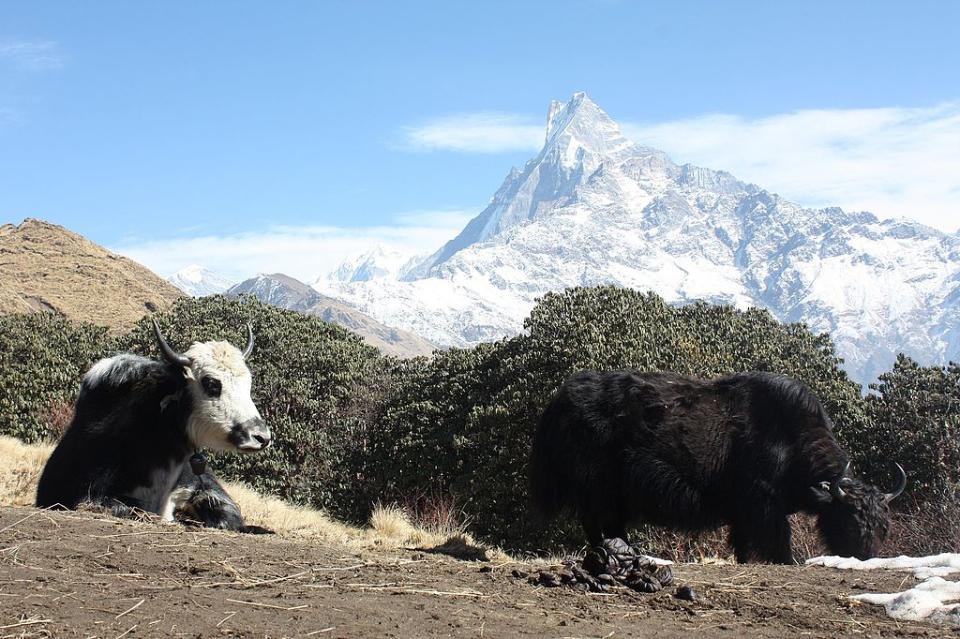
xmin=0 ymin=218 xmax=183 ymax=330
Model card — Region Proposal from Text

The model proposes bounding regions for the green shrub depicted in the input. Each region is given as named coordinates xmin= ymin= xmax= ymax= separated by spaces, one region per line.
xmin=0 ymin=313 xmax=113 ymax=442
xmin=365 ymin=287 xmax=869 ymax=552
xmin=0 ymin=297 xmax=395 ymax=523
xmin=2 ymin=287 xmax=955 ymax=558
xmin=860 ymin=356 xmax=960 ymax=500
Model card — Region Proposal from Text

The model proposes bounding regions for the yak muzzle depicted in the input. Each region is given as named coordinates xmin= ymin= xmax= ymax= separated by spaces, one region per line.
xmin=230 ymin=418 xmax=272 ymax=452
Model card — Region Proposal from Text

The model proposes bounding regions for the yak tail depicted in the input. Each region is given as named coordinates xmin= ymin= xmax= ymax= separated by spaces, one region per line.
xmin=528 ymin=402 xmax=564 ymax=525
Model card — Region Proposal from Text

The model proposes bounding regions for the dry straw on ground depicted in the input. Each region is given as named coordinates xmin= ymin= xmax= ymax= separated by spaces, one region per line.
xmin=0 ymin=435 xmax=506 ymax=559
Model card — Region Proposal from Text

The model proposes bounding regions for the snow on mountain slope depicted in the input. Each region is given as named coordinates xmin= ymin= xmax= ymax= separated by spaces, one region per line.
xmin=325 ymin=245 xmax=421 ymax=283
xmin=228 ymin=273 xmax=319 ymax=311
xmin=317 ymin=93 xmax=960 ymax=384
xmin=228 ymin=273 xmax=435 ymax=358
xmin=167 ymin=265 xmax=233 ymax=297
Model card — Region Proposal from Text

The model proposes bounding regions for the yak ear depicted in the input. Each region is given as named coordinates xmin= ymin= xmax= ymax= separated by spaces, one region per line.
xmin=810 ymin=481 xmax=833 ymax=505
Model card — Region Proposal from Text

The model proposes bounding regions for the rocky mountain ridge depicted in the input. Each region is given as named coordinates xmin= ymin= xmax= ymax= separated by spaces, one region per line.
xmin=317 ymin=93 xmax=960 ymax=384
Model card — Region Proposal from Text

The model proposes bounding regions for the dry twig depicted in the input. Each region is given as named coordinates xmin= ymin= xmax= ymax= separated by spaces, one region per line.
xmin=115 ymin=598 xmax=144 ymax=619
xmin=225 ymin=598 xmax=308 ymax=611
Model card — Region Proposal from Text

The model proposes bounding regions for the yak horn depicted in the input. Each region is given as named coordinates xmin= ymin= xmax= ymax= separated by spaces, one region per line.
xmin=884 ymin=463 xmax=907 ymax=503
xmin=152 ymin=319 xmax=192 ymax=368
xmin=830 ymin=461 xmax=851 ymax=500
xmin=242 ymin=323 xmax=254 ymax=359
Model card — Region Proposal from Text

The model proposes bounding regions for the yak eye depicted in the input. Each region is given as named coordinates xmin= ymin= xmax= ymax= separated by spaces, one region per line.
xmin=201 ymin=376 xmax=222 ymax=398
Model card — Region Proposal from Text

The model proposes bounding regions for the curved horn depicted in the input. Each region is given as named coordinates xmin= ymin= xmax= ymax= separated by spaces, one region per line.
xmin=242 ymin=323 xmax=254 ymax=359
xmin=830 ymin=461 xmax=851 ymax=500
xmin=152 ymin=319 xmax=191 ymax=368
xmin=884 ymin=462 xmax=907 ymax=503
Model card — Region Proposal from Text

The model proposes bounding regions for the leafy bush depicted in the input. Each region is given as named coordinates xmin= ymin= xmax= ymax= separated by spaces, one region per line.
xmin=2 ymin=288 xmax=956 ymax=558
xmin=365 ymin=287 xmax=869 ymax=552
xmin=857 ymin=356 xmax=960 ymax=501
xmin=851 ymin=355 xmax=960 ymax=553
xmin=0 ymin=313 xmax=113 ymax=443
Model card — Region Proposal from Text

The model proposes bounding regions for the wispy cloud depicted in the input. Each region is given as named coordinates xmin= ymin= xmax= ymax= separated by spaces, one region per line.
xmin=623 ymin=103 xmax=960 ymax=232
xmin=112 ymin=209 xmax=476 ymax=283
xmin=399 ymin=113 xmax=543 ymax=153
xmin=0 ymin=39 xmax=63 ymax=71
xmin=0 ymin=106 xmax=18 ymax=125
xmin=398 ymin=102 xmax=960 ymax=232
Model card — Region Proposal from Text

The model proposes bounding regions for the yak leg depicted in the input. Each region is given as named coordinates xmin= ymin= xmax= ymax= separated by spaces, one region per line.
xmin=731 ymin=500 xmax=793 ymax=564
xmin=745 ymin=502 xmax=794 ymax=564
xmin=581 ymin=516 xmax=603 ymax=547
xmin=730 ymin=520 xmax=756 ymax=563
xmin=604 ymin=514 xmax=630 ymax=542
xmin=755 ymin=513 xmax=794 ymax=564
xmin=608 ymin=525 xmax=630 ymax=543
xmin=78 ymin=495 xmax=151 ymax=521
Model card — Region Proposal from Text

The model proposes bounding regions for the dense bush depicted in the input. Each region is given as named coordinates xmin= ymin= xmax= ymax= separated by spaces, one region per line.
xmin=858 ymin=356 xmax=960 ymax=501
xmin=0 ymin=297 xmax=394 ymax=522
xmin=853 ymin=356 xmax=960 ymax=553
xmin=364 ymin=287 xmax=869 ymax=551
xmin=2 ymin=287 xmax=955 ymax=557
xmin=0 ymin=313 xmax=113 ymax=443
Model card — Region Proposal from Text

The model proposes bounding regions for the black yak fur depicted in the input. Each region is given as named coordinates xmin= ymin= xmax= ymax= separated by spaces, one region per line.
xmin=36 ymin=355 xmax=193 ymax=516
xmin=530 ymin=370 xmax=898 ymax=563
xmin=172 ymin=465 xmax=271 ymax=534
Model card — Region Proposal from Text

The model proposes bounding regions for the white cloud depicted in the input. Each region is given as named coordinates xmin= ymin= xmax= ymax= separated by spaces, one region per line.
xmin=622 ymin=103 xmax=960 ymax=233
xmin=400 ymin=113 xmax=543 ymax=153
xmin=0 ymin=39 xmax=63 ymax=71
xmin=112 ymin=209 xmax=476 ymax=283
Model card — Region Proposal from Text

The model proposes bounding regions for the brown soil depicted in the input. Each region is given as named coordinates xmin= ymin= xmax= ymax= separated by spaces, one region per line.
xmin=0 ymin=218 xmax=182 ymax=330
xmin=0 ymin=508 xmax=950 ymax=638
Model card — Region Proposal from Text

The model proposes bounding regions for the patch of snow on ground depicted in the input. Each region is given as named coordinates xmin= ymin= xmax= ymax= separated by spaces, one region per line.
xmin=807 ymin=554 xmax=960 ymax=624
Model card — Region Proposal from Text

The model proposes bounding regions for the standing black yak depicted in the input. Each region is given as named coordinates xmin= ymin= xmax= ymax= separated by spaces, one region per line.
xmin=36 ymin=320 xmax=271 ymax=531
xmin=530 ymin=370 xmax=906 ymax=563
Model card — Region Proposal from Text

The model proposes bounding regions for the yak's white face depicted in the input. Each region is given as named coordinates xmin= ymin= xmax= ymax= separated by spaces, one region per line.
xmin=181 ymin=340 xmax=271 ymax=453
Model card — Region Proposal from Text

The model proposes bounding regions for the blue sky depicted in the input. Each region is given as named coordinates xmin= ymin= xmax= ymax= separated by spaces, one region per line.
xmin=1 ymin=1 xmax=958 ymax=280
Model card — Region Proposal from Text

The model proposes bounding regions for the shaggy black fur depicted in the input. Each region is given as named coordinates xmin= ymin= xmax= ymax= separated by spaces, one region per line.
xmin=36 ymin=355 xmax=192 ymax=514
xmin=530 ymin=370 xmax=896 ymax=563
xmin=172 ymin=465 xmax=271 ymax=534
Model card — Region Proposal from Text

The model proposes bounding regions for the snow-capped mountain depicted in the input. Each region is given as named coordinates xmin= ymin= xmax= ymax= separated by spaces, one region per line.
xmin=228 ymin=273 xmax=435 ymax=358
xmin=227 ymin=273 xmax=320 ymax=311
xmin=167 ymin=265 xmax=234 ymax=297
xmin=317 ymin=92 xmax=960 ymax=384
xmin=326 ymin=245 xmax=420 ymax=283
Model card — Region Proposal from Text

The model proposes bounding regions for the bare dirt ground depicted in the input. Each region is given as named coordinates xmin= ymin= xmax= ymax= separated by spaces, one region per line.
xmin=0 ymin=507 xmax=950 ymax=639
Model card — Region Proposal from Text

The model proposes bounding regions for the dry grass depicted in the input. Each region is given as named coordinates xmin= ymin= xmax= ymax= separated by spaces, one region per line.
xmin=0 ymin=218 xmax=182 ymax=331
xmin=0 ymin=436 xmax=52 ymax=507
xmin=885 ymin=496 xmax=960 ymax=556
xmin=0 ymin=435 xmax=506 ymax=559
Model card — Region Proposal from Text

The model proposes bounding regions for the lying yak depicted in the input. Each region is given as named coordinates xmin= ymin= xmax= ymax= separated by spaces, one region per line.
xmin=36 ymin=320 xmax=271 ymax=531
xmin=530 ymin=370 xmax=905 ymax=563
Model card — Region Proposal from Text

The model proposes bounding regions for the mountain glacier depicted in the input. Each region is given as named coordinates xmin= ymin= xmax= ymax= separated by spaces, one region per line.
xmin=167 ymin=265 xmax=234 ymax=297
xmin=316 ymin=92 xmax=960 ymax=384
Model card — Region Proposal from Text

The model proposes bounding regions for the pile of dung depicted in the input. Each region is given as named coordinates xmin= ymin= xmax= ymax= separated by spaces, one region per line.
xmin=524 ymin=538 xmax=684 ymax=595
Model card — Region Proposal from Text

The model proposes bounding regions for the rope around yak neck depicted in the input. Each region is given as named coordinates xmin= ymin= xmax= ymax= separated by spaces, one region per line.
xmin=189 ymin=450 xmax=208 ymax=490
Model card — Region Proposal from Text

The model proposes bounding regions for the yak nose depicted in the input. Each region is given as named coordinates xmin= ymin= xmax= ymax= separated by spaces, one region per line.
xmin=233 ymin=418 xmax=272 ymax=452
xmin=252 ymin=430 xmax=271 ymax=449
